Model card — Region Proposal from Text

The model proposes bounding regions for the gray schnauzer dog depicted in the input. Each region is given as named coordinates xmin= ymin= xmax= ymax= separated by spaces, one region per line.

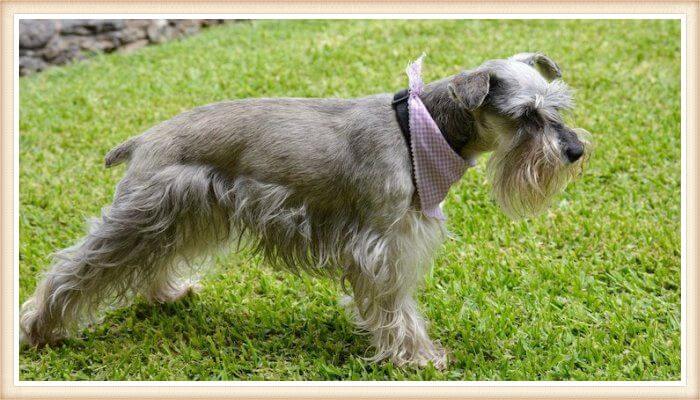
xmin=21 ymin=53 xmax=588 ymax=368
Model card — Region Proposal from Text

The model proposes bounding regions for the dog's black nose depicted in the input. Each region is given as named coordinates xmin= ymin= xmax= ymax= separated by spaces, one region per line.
xmin=564 ymin=145 xmax=584 ymax=163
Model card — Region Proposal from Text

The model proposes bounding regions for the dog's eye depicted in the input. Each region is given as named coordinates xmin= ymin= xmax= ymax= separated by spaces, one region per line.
xmin=549 ymin=121 xmax=564 ymax=132
xmin=521 ymin=108 xmax=544 ymax=130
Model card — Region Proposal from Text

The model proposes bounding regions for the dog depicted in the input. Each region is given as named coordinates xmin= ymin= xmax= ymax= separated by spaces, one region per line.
xmin=20 ymin=53 xmax=588 ymax=369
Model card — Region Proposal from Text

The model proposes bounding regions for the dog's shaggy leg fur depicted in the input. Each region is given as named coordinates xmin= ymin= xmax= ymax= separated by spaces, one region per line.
xmin=344 ymin=213 xmax=446 ymax=368
xmin=20 ymin=165 xmax=231 ymax=346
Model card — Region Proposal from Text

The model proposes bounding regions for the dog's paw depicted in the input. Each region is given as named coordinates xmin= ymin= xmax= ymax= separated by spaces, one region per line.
xmin=390 ymin=343 xmax=448 ymax=370
xmin=415 ymin=344 xmax=448 ymax=370
xmin=421 ymin=346 xmax=448 ymax=370
xmin=18 ymin=325 xmax=67 ymax=350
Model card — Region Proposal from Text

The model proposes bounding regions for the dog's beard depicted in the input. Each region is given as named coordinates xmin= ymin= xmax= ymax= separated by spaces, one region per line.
xmin=487 ymin=128 xmax=588 ymax=219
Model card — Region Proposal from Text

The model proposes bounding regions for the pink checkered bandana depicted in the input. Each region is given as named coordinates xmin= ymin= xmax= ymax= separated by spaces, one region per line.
xmin=407 ymin=56 xmax=473 ymax=220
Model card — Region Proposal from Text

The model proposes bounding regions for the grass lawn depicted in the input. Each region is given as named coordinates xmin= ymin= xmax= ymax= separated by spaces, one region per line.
xmin=19 ymin=19 xmax=681 ymax=380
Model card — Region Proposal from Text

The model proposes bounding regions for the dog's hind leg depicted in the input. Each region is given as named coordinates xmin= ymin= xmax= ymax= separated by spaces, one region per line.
xmin=20 ymin=165 xmax=231 ymax=346
xmin=343 ymin=214 xmax=447 ymax=368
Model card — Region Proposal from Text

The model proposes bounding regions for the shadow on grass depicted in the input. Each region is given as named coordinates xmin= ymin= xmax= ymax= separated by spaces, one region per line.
xmin=21 ymin=291 xmax=373 ymax=379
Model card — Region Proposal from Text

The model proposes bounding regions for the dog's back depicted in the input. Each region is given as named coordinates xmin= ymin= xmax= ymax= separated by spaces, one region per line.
xmin=106 ymin=95 xmax=413 ymax=210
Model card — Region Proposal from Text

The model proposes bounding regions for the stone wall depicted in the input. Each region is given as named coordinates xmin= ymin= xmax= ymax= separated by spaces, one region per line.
xmin=19 ymin=19 xmax=229 ymax=76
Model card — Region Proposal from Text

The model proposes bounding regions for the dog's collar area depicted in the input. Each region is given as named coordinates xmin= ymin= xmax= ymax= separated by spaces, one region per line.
xmin=393 ymin=54 xmax=475 ymax=221
xmin=392 ymin=89 xmax=412 ymax=150
xmin=392 ymin=89 xmax=463 ymax=156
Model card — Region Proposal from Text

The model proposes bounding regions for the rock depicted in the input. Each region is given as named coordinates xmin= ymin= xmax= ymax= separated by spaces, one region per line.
xmin=148 ymin=23 xmax=180 ymax=44
xmin=54 ymin=32 xmax=120 ymax=54
xmin=19 ymin=48 xmax=38 ymax=57
xmin=51 ymin=45 xmax=83 ymax=65
xmin=78 ymin=34 xmax=119 ymax=53
xmin=19 ymin=20 xmax=56 ymax=49
xmin=41 ymin=36 xmax=83 ymax=64
xmin=60 ymin=34 xmax=84 ymax=47
xmin=124 ymin=19 xmax=153 ymax=29
xmin=201 ymin=19 xmax=221 ymax=27
xmin=87 ymin=19 xmax=125 ymax=33
xmin=19 ymin=56 xmax=48 ymax=75
xmin=20 ymin=19 xmax=238 ymax=76
xmin=59 ymin=20 xmax=93 ymax=35
xmin=99 ymin=33 xmax=120 ymax=51
xmin=60 ymin=19 xmax=126 ymax=35
xmin=118 ymin=39 xmax=149 ymax=54
xmin=40 ymin=35 xmax=66 ymax=61
xmin=146 ymin=19 xmax=169 ymax=43
xmin=163 ymin=25 xmax=180 ymax=40
xmin=114 ymin=27 xmax=146 ymax=44
xmin=171 ymin=19 xmax=200 ymax=35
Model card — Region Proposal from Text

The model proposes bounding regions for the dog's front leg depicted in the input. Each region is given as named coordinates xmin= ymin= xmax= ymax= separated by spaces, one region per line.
xmin=346 ymin=266 xmax=446 ymax=369
xmin=343 ymin=216 xmax=447 ymax=369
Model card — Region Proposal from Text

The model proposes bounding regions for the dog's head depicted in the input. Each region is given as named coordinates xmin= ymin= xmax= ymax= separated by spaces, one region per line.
xmin=448 ymin=52 xmax=589 ymax=218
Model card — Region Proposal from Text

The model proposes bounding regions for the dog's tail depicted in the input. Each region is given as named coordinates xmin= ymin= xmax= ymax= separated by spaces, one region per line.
xmin=104 ymin=138 xmax=136 ymax=168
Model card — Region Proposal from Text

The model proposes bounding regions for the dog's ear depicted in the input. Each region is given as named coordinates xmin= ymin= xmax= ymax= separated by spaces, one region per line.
xmin=448 ymin=70 xmax=490 ymax=111
xmin=510 ymin=52 xmax=562 ymax=81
